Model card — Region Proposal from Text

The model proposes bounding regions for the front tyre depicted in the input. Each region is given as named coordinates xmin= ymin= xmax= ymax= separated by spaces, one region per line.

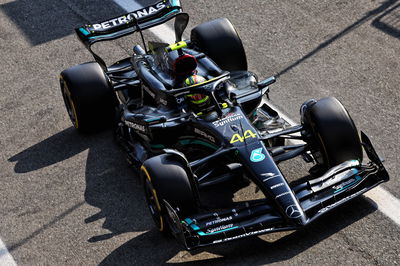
xmin=141 ymin=154 xmax=198 ymax=234
xmin=301 ymin=97 xmax=363 ymax=169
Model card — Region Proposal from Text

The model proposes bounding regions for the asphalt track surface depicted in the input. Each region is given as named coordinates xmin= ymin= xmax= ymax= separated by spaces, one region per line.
xmin=0 ymin=0 xmax=399 ymax=264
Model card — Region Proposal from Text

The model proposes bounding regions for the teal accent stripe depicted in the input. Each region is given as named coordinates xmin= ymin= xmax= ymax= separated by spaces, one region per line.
xmin=197 ymin=226 xmax=239 ymax=236
xmin=178 ymin=139 xmax=218 ymax=150
xmin=145 ymin=117 xmax=161 ymax=122
xmin=88 ymin=32 xmax=115 ymax=39
xmin=171 ymin=0 xmax=181 ymax=7
xmin=79 ymin=28 xmax=90 ymax=36
xmin=184 ymin=215 xmax=239 ymax=236
xmin=157 ymin=9 xmax=179 ymax=20
xmin=150 ymin=144 xmax=165 ymax=149
xmin=190 ymin=224 xmax=200 ymax=230
xmin=334 ymin=175 xmax=362 ymax=194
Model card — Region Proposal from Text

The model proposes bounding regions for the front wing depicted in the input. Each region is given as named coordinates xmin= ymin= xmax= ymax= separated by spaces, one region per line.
xmin=165 ymin=132 xmax=389 ymax=250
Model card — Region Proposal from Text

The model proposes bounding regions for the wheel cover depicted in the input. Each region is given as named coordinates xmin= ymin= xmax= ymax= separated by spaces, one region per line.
xmin=60 ymin=78 xmax=79 ymax=129
xmin=141 ymin=166 xmax=164 ymax=231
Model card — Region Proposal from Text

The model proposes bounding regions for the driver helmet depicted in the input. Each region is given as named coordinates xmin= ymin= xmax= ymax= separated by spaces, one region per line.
xmin=182 ymin=75 xmax=211 ymax=111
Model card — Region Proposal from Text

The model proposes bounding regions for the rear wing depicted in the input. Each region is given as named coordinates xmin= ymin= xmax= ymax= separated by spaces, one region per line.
xmin=75 ymin=0 xmax=185 ymax=68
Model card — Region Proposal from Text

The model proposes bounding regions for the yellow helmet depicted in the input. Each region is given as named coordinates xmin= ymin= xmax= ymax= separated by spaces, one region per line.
xmin=183 ymin=75 xmax=210 ymax=108
xmin=182 ymin=75 xmax=211 ymax=111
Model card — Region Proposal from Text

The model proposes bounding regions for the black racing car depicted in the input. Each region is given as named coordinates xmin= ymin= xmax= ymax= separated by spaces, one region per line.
xmin=60 ymin=0 xmax=389 ymax=249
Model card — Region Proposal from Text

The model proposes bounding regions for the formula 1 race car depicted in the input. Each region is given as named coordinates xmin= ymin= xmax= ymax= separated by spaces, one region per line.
xmin=60 ymin=1 xmax=389 ymax=249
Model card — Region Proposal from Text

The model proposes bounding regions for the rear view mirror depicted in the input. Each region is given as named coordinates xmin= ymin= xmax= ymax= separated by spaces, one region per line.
xmin=174 ymin=13 xmax=189 ymax=42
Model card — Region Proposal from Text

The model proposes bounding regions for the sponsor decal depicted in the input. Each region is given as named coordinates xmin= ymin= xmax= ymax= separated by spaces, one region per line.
xmin=91 ymin=2 xmax=166 ymax=31
xmin=159 ymin=97 xmax=168 ymax=106
xmin=125 ymin=121 xmax=146 ymax=133
xmin=205 ymin=216 xmax=232 ymax=226
xmin=206 ymin=224 xmax=234 ymax=234
xmin=333 ymin=175 xmax=362 ymax=193
xmin=212 ymin=113 xmax=243 ymax=127
xmin=230 ymin=130 xmax=256 ymax=144
xmin=194 ymin=128 xmax=215 ymax=143
xmin=318 ymin=193 xmax=360 ymax=214
xmin=176 ymin=97 xmax=185 ymax=104
xmin=232 ymin=209 xmax=238 ymax=216
xmin=270 ymin=183 xmax=284 ymax=189
xmin=250 ymin=148 xmax=265 ymax=163
xmin=262 ymin=173 xmax=280 ymax=182
xmin=212 ymin=227 xmax=275 ymax=244
xmin=285 ymin=205 xmax=302 ymax=218
xmin=275 ymin=191 xmax=291 ymax=199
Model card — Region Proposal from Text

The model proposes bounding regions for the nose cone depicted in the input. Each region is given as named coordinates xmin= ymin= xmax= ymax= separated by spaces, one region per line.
xmin=285 ymin=204 xmax=308 ymax=225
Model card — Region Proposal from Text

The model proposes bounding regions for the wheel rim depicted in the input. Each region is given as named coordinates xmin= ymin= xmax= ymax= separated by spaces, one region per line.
xmin=141 ymin=166 xmax=164 ymax=231
xmin=60 ymin=78 xmax=79 ymax=129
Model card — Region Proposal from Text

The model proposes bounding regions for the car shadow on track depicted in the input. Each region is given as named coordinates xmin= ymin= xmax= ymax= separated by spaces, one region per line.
xmin=276 ymin=0 xmax=399 ymax=77
xmin=9 ymin=127 xmax=152 ymax=244
xmin=371 ymin=3 xmax=400 ymax=40
xmin=9 ymin=127 xmax=379 ymax=263
xmin=0 ymin=0 xmax=126 ymax=46
xmin=99 ymin=196 xmax=377 ymax=265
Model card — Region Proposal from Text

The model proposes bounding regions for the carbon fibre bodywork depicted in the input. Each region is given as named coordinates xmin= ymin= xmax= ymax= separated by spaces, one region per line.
xmin=64 ymin=0 xmax=389 ymax=250
xmin=174 ymin=132 xmax=388 ymax=249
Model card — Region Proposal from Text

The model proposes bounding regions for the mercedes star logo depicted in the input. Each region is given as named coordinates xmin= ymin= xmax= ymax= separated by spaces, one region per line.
xmin=286 ymin=205 xmax=302 ymax=218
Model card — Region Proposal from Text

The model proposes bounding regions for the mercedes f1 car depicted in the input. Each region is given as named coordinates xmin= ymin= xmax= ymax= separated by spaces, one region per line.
xmin=60 ymin=0 xmax=389 ymax=249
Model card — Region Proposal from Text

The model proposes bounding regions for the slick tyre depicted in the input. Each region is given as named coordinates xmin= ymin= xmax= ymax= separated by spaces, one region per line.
xmin=191 ymin=18 xmax=247 ymax=71
xmin=141 ymin=154 xmax=198 ymax=234
xmin=302 ymin=97 xmax=363 ymax=168
xmin=60 ymin=62 xmax=117 ymax=133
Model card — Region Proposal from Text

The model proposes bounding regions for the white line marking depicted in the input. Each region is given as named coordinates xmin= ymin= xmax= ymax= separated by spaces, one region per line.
xmin=365 ymin=186 xmax=400 ymax=226
xmin=0 ymin=238 xmax=17 ymax=266
xmin=112 ymin=0 xmax=400 ymax=228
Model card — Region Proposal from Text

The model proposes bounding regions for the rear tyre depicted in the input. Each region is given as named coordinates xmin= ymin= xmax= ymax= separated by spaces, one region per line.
xmin=301 ymin=97 xmax=363 ymax=169
xmin=191 ymin=18 xmax=247 ymax=71
xmin=60 ymin=62 xmax=117 ymax=133
xmin=141 ymin=154 xmax=198 ymax=234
